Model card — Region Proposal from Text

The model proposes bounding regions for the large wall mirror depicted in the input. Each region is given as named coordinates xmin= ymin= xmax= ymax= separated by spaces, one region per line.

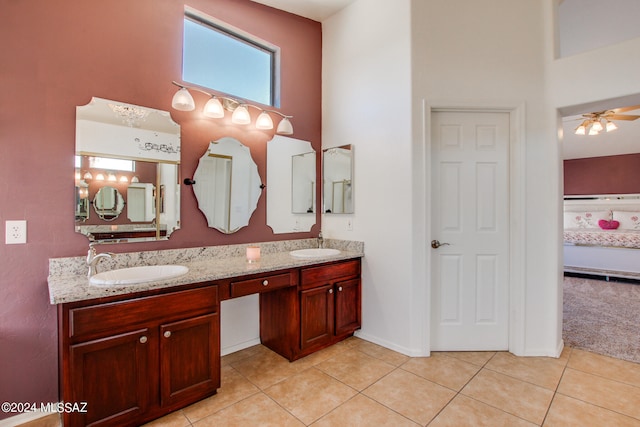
xmin=75 ymin=97 xmax=181 ymax=243
xmin=267 ymin=135 xmax=316 ymax=233
xmin=323 ymin=144 xmax=353 ymax=214
xmin=192 ymin=137 xmax=262 ymax=234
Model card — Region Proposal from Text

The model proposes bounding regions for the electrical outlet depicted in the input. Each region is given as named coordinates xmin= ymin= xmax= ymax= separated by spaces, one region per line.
xmin=6 ymin=220 xmax=27 ymax=244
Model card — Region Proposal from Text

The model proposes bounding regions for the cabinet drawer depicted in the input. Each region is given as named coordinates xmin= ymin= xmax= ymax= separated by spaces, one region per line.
xmin=301 ymin=260 xmax=360 ymax=287
xmin=69 ymin=286 xmax=218 ymax=342
xmin=230 ymin=272 xmax=293 ymax=298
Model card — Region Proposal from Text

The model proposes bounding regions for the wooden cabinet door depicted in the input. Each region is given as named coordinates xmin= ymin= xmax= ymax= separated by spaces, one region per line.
xmin=160 ymin=313 xmax=220 ymax=408
xmin=335 ymin=278 xmax=361 ymax=337
xmin=69 ymin=328 xmax=151 ymax=427
xmin=300 ymin=284 xmax=334 ymax=350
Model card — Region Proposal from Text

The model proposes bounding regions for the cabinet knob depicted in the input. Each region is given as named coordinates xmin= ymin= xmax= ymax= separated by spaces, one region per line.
xmin=338 ymin=286 xmax=343 ymax=292
xmin=164 ymin=331 xmax=172 ymax=338
xmin=262 ymin=280 xmax=269 ymax=286
xmin=329 ymin=289 xmax=333 ymax=294
xmin=139 ymin=336 xmax=148 ymax=344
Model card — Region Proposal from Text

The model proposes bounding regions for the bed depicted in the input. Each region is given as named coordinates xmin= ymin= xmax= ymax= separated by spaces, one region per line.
xmin=564 ymin=194 xmax=640 ymax=280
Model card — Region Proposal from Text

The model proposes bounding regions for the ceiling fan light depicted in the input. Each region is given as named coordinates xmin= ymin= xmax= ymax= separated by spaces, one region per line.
xmin=591 ymin=120 xmax=603 ymax=132
xmin=606 ymin=121 xmax=617 ymax=132
xmin=588 ymin=126 xmax=600 ymax=136
xmin=574 ymin=125 xmax=586 ymax=135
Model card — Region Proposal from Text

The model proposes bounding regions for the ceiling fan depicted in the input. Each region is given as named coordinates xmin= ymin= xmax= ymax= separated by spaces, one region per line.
xmin=573 ymin=105 xmax=640 ymax=136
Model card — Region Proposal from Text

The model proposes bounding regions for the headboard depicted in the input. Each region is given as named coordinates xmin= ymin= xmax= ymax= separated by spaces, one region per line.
xmin=564 ymin=194 xmax=640 ymax=230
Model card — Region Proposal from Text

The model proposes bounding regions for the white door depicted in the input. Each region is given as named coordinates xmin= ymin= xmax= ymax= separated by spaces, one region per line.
xmin=431 ymin=111 xmax=510 ymax=351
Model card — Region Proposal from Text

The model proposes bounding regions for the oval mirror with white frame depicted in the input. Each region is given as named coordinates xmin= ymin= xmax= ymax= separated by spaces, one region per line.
xmin=323 ymin=144 xmax=354 ymax=214
xmin=192 ymin=137 xmax=262 ymax=234
xmin=75 ymin=97 xmax=181 ymax=243
xmin=267 ymin=135 xmax=316 ymax=233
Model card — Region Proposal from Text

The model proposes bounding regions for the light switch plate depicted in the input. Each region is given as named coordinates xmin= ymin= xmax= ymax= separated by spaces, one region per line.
xmin=6 ymin=220 xmax=27 ymax=244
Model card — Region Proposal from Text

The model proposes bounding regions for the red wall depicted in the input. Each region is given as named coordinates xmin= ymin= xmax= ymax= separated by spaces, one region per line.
xmin=0 ymin=0 xmax=321 ymax=413
xmin=564 ymin=153 xmax=640 ymax=195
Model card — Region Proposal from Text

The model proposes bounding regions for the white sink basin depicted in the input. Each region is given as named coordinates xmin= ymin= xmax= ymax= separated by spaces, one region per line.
xmin=90 ymin=265 xmax=189 ymax=286
xmin=290 ymin=248 xmax=341 ymax=258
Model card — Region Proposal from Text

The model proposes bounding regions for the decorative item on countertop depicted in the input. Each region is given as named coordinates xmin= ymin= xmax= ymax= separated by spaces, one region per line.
xmin=246 ymin=246 xmax=261 ymax=263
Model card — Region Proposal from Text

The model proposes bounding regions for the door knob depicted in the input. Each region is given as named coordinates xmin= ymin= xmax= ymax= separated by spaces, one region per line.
xmin=164 ymin=331 xmax=171 ymax=338
xmin=431 ymin=240 xmax=450 ymax=249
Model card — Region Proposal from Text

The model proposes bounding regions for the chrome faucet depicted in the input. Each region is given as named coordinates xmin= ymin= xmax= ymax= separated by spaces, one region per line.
xmin=86 ymin=244 xmax=114 ymax=278
xmin=317 ymin=231 xmax=324 ymax=249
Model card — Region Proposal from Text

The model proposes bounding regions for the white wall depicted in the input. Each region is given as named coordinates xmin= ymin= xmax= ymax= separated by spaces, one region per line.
xmin=322 ymin=0 xmax=417 ymax=354
xmin=324 ymin=0 xmax=564 ymax=356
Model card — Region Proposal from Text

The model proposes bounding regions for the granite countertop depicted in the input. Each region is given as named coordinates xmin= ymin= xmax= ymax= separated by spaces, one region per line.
xmin=48 ymin=239 xmax=364 ymax=304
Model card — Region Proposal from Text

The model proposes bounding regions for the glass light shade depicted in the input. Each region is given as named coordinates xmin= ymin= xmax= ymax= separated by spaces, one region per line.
xmin=231 ymin=105 xmax=251 ymax=124
xmin=95 ymin=173 xmax=105 ymax=181
xmin=591 ymin=120 xmax=603 ymax=132
xmin=606 ymin=121 xmax=617 ymax=132
xmin=276 ymin=117 xmax=294 ymax=135
xmin=256 ymin=111 xmax=274 ymax=129
xmin=171 ymin=87 xmax=195 ymax=111
xmin=131 ymin=176 xmax=140 ymax=183
xmin=83 ymin=171 xmax=93 ymax=180
xmin=588 ymin=126 xmax=599 ymax=135
xmin=203 ymin=97 xmax=225 ymax=118
xmin=119 ymin=175 xmax=129 ymax=183
xmin=574 ymin=125 xmax=586 ymax=135
xmin=107 ymin=173 xmax=117 ymax=182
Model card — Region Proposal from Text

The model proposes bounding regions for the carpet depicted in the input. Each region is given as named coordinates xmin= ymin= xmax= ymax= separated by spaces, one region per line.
xmin=563 ymin=274 xmax=640 ymax=364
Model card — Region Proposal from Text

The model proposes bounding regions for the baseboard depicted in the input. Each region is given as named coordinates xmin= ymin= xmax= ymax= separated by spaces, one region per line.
xmin=0 ymin=410 xmax=59 ymax=427
xmin=354 ymin=331 xmax=427 ymax=357
xmin=221 ymin=338 xmax=261 ymax=356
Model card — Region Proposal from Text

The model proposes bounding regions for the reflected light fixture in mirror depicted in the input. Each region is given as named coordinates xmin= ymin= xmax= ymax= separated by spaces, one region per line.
xmin=170 ymin=81 xmax=293 ymax=134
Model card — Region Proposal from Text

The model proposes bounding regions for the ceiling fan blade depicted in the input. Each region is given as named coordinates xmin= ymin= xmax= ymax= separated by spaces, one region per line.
xmin=613 ymin=105 xmax=640 ymax=113
xmin=607 ymin=114 xmax=640 ymax=121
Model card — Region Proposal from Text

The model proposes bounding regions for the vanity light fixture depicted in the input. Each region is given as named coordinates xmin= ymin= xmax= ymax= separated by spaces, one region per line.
xmin=170 ymin=81 xmax=294 ymax=134
xmin=231 ymin=105 xmax=251 ymax=125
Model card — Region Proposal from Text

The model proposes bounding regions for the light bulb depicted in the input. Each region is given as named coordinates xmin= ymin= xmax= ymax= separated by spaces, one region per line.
xmin=203 ymin=97 xmax=225 ymax=118
xmin=171 ymin=87 xmax=195 ymax=111
xmin=276 ymin=117 xmax=294 ymax=135
xmin=256 ymin=111 xmax=274 ymax=129
xmin=231 ymin=105 xmax=251 ymax=124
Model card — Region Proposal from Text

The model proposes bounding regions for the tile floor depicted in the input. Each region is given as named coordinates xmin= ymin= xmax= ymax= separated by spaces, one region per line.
xmin=143 ymin=337 xmax=640 ymax=426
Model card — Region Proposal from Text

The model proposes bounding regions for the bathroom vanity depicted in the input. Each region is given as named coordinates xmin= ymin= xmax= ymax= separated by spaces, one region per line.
xmin=49 ymin=241 xmax=362 ymax=427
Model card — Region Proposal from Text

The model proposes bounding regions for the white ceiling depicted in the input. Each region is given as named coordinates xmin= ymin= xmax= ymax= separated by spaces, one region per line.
xmin=250 ymin=0 xmax=355 ymax=21
xmin=562 ymin=106 xmax=640 ymax=160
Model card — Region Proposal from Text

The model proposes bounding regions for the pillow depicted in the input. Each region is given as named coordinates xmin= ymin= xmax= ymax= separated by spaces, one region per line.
xmin=598 ymin=219 xmax=620 ymax=230
xmin=612 ymin=211 xmax=640 ymax=230
xmin=563 ymin=210 xmax=611 ymax=229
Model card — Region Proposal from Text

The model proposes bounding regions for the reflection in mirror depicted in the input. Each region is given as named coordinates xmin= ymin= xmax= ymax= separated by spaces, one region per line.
xmin=192 ymin=137 xmax=261 ymax=234
xmin=292 ymin=152 xmax=316 ymax=214
xmin=75 ymin=97 xmax=180 ymax=243
xmin=93 ymin=186 xmax=125 ymax=220
xmin=267 ymin=135 xmax=316 ymax=233
xmin=323 ymin=145 xmax=353 ymax=214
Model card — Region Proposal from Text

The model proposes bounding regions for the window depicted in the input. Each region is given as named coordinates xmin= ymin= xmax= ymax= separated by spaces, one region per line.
xmin=182 ymin=9 xmax=278 ymax=107
xmin=89 ymin=157 xmax=135 ymax=172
